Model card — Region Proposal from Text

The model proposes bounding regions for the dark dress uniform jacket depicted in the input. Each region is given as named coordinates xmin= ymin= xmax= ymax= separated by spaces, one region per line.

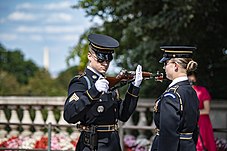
xmin=64 ymin=68 xmax=140 ymax=151
xmin=151 ymin=80 xmax=199 ymax=151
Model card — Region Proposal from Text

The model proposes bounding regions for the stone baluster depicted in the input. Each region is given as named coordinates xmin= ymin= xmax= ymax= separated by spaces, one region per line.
xmin=58 ymin=108 xmax=68 ymax=125
xmin=9 ymin=105 xmax=20 ymax=137
xmin=150 ymin=108 xmax=156 ymax=140
xmin=58 ymin=108 xmax=68 ymax=135
xmin=33 ymin=106 xmax=44 ymax=137
xmin=150 ymin=118 xmax=156 ymax=129
xmin=0 ymin=105 xmax=8 ymax=138
xmin=21 ymin=105 xmax=32 ymax=136
xmin=136 ymin=107 xmax=147 ymax=139
xmin=45 ymin=106 xmax=56 ymax=135
xmin=150 ymin=107 xmax=156 ymax=129
xmin=123 ymin=115 xmax=134 ymax=135
xmin=70 ymin=123 xmax=80 ymax=140
xmin=45 ymin=106 xmax=56 ymax=124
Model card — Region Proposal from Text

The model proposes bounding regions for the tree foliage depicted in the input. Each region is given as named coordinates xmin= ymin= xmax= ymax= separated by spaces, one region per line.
xmin=0 ymin=70 xmax=21 ymax=95
xmin=69 ymin=0 xmax=227 ymax=99
xmin=0 ymin=44 xmax=68 ymax=96
xmin=0 ymin=44 xmax=39 ymax=84
xmin=23 ymin=69 xmax=66 ymax=96
xmin=56 ymin=66 xmax=80 ymax=92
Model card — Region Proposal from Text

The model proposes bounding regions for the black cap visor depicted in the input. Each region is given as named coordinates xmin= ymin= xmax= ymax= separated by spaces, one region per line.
xmin=95 ymin=51 xmax=113 ymax=63
xmin=159 ymin=57 xmax=170 ymax=63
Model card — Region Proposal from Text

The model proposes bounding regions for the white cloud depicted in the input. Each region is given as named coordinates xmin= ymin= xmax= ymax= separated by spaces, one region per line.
xmin=8 ymin=11 xmax=36 ymax=21
xmin=44 ymin=26 xmax=79 ymax=33
xmin=7 ymin=11 xmax=75 ymax=23
xmin=0 ymin=34 xmax=17 ymax=41
xmin=44 ymin=1 xmax=72 ymax=10
xmin=17 ymin=26 xmax=42 ymax=33
xmin=61 ymin=34 xmax=79 ymax=41
xmin=45 ymin=13 xmax=73 ymax=23
xmin=16 ymin=3 xmax=36 ymax=10
xmin=16 ymin=25 xmax=85 ymax=34
xmin=30 ymin=35 xmax=43 ymax=41
xmin=29 ymin=34 xmax=80 ymax=42
xmin=16 ymin=1 xmax=73 ymax=11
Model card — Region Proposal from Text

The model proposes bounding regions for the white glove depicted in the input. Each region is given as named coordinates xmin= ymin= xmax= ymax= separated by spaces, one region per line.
xmin=95 ymin=77 xmax=109 ymax=93
xmin=132 ymin=65 xmax=143 ymax=87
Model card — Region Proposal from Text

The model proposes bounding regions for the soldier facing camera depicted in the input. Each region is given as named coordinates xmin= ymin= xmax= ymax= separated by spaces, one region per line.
xmin=64 ymin=33 xmax=143 ymax=151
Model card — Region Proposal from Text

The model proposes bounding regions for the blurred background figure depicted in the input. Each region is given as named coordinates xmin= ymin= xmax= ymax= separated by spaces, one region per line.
xmin=188 ymin=72 xmax=217 ymax=151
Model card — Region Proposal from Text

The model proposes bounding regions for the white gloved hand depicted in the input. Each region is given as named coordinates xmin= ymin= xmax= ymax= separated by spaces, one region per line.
xmin=132 ymin=65 xmax=143 ymax=87
xmin=95 ymin=77 xmax=109 ymax=93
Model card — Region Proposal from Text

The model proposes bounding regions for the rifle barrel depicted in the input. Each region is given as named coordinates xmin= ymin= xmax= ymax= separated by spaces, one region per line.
xmin=106 ymin=71 xmax=163 ymax=89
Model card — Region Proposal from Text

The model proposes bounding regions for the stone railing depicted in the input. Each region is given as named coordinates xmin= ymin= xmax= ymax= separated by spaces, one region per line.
xmin=0 ymin=96 xmax=227 ymax=150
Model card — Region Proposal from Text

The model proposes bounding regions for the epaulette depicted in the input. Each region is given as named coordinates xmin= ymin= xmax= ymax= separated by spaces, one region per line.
xmin=166 ymin=85 xmax=183 ymax=112
xmin=167 ymin=85 xmax=179 ymax=93
xmin=77 ymin=72 xmax=86 ymax=79
xmin=70 ymin=72 xmax=86 ymax=83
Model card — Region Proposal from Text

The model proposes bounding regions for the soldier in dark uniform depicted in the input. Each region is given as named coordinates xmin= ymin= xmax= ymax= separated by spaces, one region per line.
xmin=151 ymin=46 xmax=200 ymax=151
xmin=63 ymin=34 xmax=143 ymax=151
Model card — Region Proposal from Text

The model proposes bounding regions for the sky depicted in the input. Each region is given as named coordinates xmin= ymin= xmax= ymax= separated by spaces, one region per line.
xmin=0 ymin=0 xmax=102 ymax=77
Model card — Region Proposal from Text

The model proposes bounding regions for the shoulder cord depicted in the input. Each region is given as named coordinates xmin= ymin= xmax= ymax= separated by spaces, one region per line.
xmin=83 ymin=75 xmax=91 ymax=89
xmin=167 ymin=85 xmax=186 ymax=134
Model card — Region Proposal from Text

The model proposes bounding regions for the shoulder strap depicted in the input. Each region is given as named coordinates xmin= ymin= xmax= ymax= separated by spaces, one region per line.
xmin=83 ymin=75 xmax=91 ymax=89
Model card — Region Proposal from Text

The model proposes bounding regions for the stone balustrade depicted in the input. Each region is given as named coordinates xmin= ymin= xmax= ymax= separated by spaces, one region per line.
xmin=0 ymin=96 xmax=227 ymax=150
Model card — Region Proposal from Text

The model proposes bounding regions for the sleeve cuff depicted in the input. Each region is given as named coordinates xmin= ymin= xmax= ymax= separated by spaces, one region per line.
xmin=127 ymin=83 xmax=140 ymax=97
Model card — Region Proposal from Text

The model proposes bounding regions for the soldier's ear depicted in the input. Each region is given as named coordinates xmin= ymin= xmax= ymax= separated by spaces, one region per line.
xmin=88 ymin=51 xmax=92 ymax=61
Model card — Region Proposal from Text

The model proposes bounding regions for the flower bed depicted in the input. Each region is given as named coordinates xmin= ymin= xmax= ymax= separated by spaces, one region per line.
xmin=123 ymin=135 xmax=151 ymax=151
xmin=215 ymin=138 xmax=227 ymax=151
xmin=123 ymin=135 xmax=227 ymax=151
xmin=0 ymin=133 xmax=78 ymax=150
xmin=1 ymin=133 xmax=227 ymax=151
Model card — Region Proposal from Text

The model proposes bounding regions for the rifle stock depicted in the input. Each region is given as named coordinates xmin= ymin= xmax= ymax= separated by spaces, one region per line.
xmin=106 ymin=77 xmax=121 ymax=88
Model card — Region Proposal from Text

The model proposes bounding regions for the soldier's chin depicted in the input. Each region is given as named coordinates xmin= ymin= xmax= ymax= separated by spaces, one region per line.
xmin=100 ymin=69 xmax=107 ymax=74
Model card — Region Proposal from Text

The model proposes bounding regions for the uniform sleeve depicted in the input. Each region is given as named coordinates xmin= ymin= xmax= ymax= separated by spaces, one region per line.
xmin=118 ymin=83 xmax=140 ymax=122
xmin=63 ymin=77 xmax=101 ymax=124
xmin=159 ymin=92 xmax=181 ymax=151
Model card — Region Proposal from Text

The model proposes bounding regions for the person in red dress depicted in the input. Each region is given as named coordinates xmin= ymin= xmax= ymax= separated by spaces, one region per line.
xmin=188 ymin=72 xmax=217 ymax=151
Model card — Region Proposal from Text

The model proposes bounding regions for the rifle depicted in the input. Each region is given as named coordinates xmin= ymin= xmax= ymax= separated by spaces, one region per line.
xmin=106 ymin=69 xmax=164 ymax=91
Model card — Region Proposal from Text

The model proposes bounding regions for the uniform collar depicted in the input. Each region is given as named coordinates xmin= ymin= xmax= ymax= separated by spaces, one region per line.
xmin=168 ymin=76 xmax=188 ymax=88
xmin=86 ymin=66 xmax=105 ymax=81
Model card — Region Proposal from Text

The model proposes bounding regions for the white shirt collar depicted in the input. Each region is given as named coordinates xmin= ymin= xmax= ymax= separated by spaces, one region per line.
xmin=87 ymin=66 xmax=102 ymax=77
xmin=168 ymin=76 xmax=188 ymax=87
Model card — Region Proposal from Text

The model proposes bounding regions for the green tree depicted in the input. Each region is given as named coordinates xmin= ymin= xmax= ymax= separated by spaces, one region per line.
xmin=0 ymin=44 xmax=39 ymax=84
xmin=68 ymin=0 xmax=227 ymax=99
xmin=23 ymin=69 xmax=65 ymax=96
xmin=0 ymin=70 xmax=21 ymax=95
xmin=56 ymin=66 xmax=80 ymax=94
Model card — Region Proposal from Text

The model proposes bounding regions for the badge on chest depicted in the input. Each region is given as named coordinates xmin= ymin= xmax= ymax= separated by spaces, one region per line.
xmin=97 ymin=105 xmax=105 ymax=113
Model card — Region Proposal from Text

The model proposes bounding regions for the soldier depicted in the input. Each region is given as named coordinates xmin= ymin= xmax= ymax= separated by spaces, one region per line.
xmin=64 ymin=33 xmax=143 ymax=151
xmin=151 ymin=46 xmax=200 ymax=151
